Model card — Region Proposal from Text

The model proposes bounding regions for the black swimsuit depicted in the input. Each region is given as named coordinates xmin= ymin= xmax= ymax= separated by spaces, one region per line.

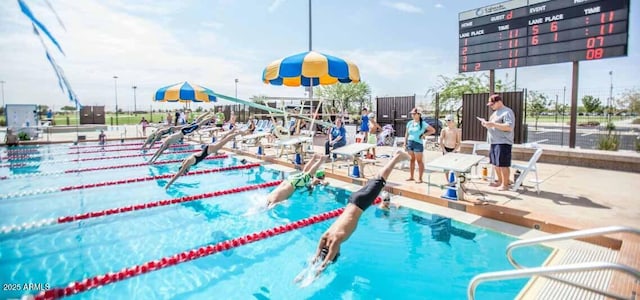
xmin=193 ymin=146 xmax=210 ymax=165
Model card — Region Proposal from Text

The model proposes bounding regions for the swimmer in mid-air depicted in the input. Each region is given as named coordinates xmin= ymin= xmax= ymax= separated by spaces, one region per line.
xmin=294 ymin=150 xmax=410 ymax=283
xmin=265 ymin=153 xmax=327 ymax=209
xmin=164 ymin=129 xmax=240 ymax=189
xmin=148 ymin=113 xmax=215 ymax=163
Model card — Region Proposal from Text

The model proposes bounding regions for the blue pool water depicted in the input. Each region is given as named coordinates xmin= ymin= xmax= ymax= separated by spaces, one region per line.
xmin=0 ymin=143 xmax=551 ymax=299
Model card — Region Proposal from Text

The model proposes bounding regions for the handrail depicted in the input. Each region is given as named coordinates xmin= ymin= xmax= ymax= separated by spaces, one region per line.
xmin=507 ymin=226 xmax=640 ymax=269
xmin=467 ymin=262 xmax=640 ymax=300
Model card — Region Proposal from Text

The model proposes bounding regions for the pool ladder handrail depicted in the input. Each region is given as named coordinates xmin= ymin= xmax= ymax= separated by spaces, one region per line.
xmin=468 ymin=226 xmax=640 ymax=300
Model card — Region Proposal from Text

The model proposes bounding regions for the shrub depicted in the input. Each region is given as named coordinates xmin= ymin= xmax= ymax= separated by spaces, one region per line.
xmin=578 ymin=121 xmax=600 ymax=127
xmin=18 ymin=132 xmax=31 ymax=141
xmin=597 ymin=134 xmax=619 ymax=151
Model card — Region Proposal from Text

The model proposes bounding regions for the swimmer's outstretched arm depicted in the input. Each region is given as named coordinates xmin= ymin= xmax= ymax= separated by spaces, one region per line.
xmin=165 ymin=158 xmax=193 ymax=190
xmin=313 ymin=203 xmax=363 ymax=273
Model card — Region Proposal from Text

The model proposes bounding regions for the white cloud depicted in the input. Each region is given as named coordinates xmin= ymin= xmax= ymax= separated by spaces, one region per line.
xmin=201 ymin=21 xmax=224 ymax=30
xmin=381 ymin=1 xmax=423 ymax=14
xmin=0 ymin=0 xmax=306 ymax=110
xmin=434 ymin=3 xmax=444 ymax=9
xmin=268 ymin=0 xmax=286 ymax=13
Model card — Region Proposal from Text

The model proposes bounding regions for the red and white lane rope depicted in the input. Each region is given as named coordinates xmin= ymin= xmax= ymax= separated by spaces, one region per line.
xmin=32 ymin=197 xmax=382 ymax=300
xmin=0 ymin=163 xmax=260 ymax=199
xmin=0 ymin=155 xmax=229 ymax=180
xmin=67 ymin=144 xmax=190 ymax=155
xmin=2 ymin=142 xmax=160 ymax=156
xmin=1 ymin=144 xmax=190 ymax=160
xmin=0 ymin=181 xmax=281 ymax=235
xmin=69 ymin=141 xmax=150 ymax=150
xmin=0 ymin=149 xmax=201 ymax=168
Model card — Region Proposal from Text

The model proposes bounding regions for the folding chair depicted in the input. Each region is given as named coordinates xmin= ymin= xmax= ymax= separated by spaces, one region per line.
xmin=511 ymin=147 xmax=544 ymax=194
xmin=392 ymin=137 xmax=408 ymax=170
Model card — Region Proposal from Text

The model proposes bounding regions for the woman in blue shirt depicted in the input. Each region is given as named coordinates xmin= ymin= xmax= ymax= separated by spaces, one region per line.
xmin=325 ymin=118 xmax=347 ymax=159
xmin=404 ymin=108 xmax=435 ymax=183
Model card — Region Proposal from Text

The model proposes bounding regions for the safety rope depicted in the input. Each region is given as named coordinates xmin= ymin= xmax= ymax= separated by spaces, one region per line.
xmin=33 ymin=198 xmax=383 ymax=300
xmin=0 ymin=149 xmax=200 ymax=168
xmin=0 ymin=155 xmax=228 ymax=180
xmin=67 ymin=144 xmax=190 ymax=155
xmin=0 ymin=163 xmax=260 ymax=199
xmin=0 ymin=181 xmax=281 ymax=235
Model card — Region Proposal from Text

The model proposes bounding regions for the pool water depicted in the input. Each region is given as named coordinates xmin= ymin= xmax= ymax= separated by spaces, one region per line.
xmin=0 ymin=143 xmax=551 ymax=299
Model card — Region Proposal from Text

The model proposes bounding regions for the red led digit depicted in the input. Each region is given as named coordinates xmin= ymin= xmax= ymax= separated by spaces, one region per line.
xmin=462 ymin=47 xmax=468 ymax=55
xmin=553 ymin=32 xmax=558 ymax=42
xmin=532 ymin=25 xmax=539 ymax=35
xmin=531 ymin=35 xmax=539 ymax=45
xmin=474 ymin=63 xmax=481 ymax=71
xmin=550 ymin=21 xmax=558 ymax=32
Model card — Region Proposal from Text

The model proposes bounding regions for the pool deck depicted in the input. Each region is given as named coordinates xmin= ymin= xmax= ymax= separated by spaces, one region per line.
xmin=3 ymin=126 xmax=639 ymax=298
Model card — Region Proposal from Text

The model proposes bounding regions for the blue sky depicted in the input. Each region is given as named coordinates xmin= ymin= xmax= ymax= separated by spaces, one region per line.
xmin=0 ymin=0 xmax=637 ymax=111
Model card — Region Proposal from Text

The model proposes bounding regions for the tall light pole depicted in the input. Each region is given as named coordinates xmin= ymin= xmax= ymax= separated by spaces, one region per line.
xmin=113 ymin=76 xmax=119 ymax=125
xmin=0 ymin=80 xmax=5 ymax=109
xmin=132 ymin=85 xmax=137 ymax=114
xmin=234 ymin=78 xmax=238 ymax=99
xmin=608 ymin=71 xmax=613 ymax=122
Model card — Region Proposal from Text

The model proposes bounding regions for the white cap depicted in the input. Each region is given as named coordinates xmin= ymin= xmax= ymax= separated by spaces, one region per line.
xmin=368 ymin=113 xmax=375 ymax=119
xmin=444 ymin=115 xmax=454 ymax=121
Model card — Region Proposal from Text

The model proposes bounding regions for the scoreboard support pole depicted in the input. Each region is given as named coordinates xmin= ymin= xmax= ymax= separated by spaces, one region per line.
xmin=489 ymin=69 xmax=495 ymax=94
xmin=569 ymin=61 xmax=579 ymax=148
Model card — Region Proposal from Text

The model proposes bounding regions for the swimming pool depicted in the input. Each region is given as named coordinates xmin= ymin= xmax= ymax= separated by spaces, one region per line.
xmin=0 ymin=143 xmax=551 ymax=299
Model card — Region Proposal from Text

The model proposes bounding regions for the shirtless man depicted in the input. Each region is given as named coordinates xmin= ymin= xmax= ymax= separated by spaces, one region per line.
xmin=164 ymin=129 xmax=240 ymax=189
xmin=366 ymin=113 xmax=382 ymax=158
xmin=438 ymin=115 xmax=461 ymax=180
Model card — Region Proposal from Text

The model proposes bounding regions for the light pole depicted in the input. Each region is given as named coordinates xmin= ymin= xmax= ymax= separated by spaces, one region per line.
xmin=113 ymin=76 xmax=119 ymax=125
xmin=0 ymin=80 xmax=5 ymax=109
xmin=132 ymin=85 xmax=137 ymax=114
xmin=608 ymin=71 xmax=613 ymax=122
xmin=234 ymin=78 xmax=238 ymax=99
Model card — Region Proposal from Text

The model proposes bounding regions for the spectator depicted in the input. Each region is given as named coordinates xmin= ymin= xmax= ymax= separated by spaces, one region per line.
xmin=140 ymin=117 xmax=149 ymax=136
xmin=325 ymin=118 xmax=347 ymax=159
xmin=404 ymin=108 xmax=435 ymax=183
xmin=98 ymin=130 xmax=106 ymax=145
xmin=481 ymin=94 xmax=515 ymax=191
xmin=215 ymin=107 xmax=225 ymax=128
xmin=166 ymin=112 xmax=173 ymax=126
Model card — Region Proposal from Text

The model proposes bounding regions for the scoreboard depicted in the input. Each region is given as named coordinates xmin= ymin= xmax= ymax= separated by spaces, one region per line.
xmin=458 ymin=0 xmax=630 ymax=72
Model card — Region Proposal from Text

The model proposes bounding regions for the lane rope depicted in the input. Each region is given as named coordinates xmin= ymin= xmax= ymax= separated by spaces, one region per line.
xmin=32 ymin=197 xmax=382 ymax=300
xmin=2 ymin=141 xmax=160 ymax=156
xmin=67 ymin=144 xmax=190 ymax=155
xmin=0 ymin=163 xmax=261 ymax=199
xmin=1 ymin=144 xmax=190 ymax=160
xmin=0 ymin=149 xmax=201 ymax=168
xmin=0 ymin=180 xmax=282 ymax=235
xmin=0 ymin=155 xmax=228 ymax=180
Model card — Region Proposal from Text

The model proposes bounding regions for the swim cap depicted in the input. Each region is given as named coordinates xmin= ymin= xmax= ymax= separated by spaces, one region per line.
xmin=315 ymin=170 xmax=325 ymax=178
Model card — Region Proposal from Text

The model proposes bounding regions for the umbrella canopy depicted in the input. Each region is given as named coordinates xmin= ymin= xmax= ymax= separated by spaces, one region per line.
xmin=154 ymin=81 xmax=217 ymax=103
xmin=262 ymin=51 xmax=360 ymax=87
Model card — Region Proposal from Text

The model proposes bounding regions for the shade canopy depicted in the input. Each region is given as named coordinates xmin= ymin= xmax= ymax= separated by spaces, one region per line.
xmin=154 ymin=81 xmax=217 ymax=103
xmin=262 ymin=51 xmax=360 ymax=87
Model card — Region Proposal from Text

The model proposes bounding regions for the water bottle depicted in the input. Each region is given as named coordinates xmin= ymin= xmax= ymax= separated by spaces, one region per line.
xmin=482 ymin=166 xmax=488 ymax=180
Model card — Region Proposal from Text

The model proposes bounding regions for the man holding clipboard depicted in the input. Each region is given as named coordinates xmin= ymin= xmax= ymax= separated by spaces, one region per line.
xmin=479 ymin=94 xmax=515 ymax=191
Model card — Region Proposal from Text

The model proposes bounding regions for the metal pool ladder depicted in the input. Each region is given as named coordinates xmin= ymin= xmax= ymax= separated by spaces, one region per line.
xmin=467 ymin=226 xmax=640 ymax=300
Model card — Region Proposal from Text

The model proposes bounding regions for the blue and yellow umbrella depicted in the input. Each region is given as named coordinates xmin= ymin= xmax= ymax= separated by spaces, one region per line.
xmin=154 ymin=81 xmax=217 ymax=103
xmin=262 ymin=51 xmax=360 ymax=87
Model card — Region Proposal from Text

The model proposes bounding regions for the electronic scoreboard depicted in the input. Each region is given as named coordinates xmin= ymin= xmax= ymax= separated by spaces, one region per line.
xmin=458 ymin=0 xmax=630 ymax=72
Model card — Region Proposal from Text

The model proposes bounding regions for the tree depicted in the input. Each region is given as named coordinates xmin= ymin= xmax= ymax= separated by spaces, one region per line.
xmin=60 ymin=106 xmax=76 ymax=113
xmin=581 ymin=95 xmax=601 ymax=113
xmin=527 ymin=91 xmax=550 ymax=129
xmin=430 ymin=73 xmax=510 ymax=112
xmin=314 ymin=82 xmax=371 ymax=114
xmin=617 ymin=89 xmax=640 ymax=115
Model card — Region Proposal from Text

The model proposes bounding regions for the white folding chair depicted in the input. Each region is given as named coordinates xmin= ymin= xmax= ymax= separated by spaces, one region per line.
xmin=511 ymin=147 xmax=544 ymax=194
xmin=392 ymin=137 xmax=408 ymax=170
